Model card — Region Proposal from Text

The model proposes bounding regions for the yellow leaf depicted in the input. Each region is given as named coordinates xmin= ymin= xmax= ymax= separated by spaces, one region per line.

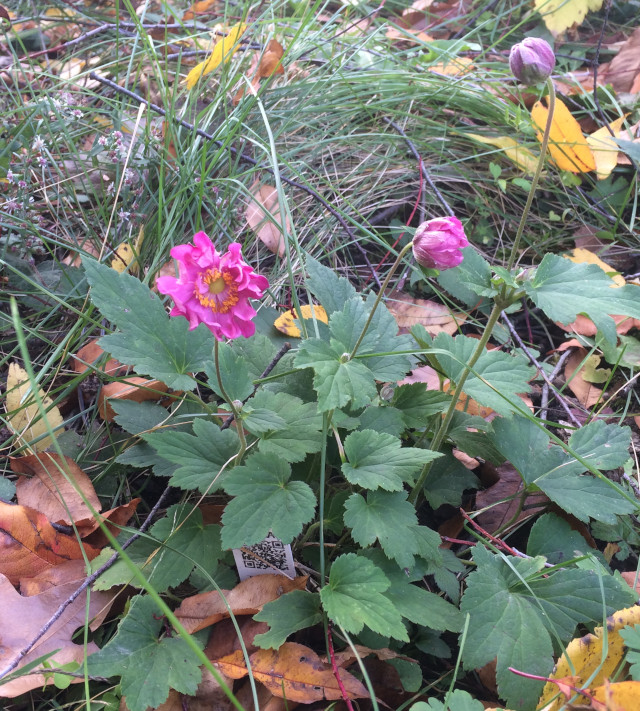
xmin=586 ymin=116 xmax=626 ymax=180
xmin=592 ymin=680 xmax=640 ymax=710
xmin=274 ymin=305 xmax=328 ymax=338
xmin=184 ymin=23 xmax=247 ymax=90
xmin=531 ymin=97 xmax=596 ymax=173
xmin=5 ymin=363 xmax=64 ymax=453
xmin=534 ymin=0 xmax=604 ymax=36
xmin=566 ymin=247 xmax=625 ymax=287
xmin=468 ymin=133 xmax=539 ymax=173
xmin=110 ymin=226 xmax=145 ymax=274
xmin=428 ymin=57 xmax=473 ymax=76
xmin=538 ymin=606 xmax=640 ymax=711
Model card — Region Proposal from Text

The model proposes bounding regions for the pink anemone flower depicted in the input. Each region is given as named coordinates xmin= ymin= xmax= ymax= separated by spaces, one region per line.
xmin=156 ymin=232 xmax=269 ymax=340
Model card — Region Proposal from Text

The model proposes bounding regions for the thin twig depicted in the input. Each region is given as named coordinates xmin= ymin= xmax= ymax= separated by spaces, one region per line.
xmin=459 ymin=508 xmax=520 ymax=557
xmin=88 ymin=72 xmax=381 ymax=287
xmin=382 ymin=117 xmax=454 ymax=216
xmin=502 ymin=312 xmax=583 ymax=427
xmin=0 ymin=486 xmax=172 ymax=680
xmin=540 ymin=349 xmax=573 ymax=422
xmin=220 ymin=341 xmax=292 ymax=430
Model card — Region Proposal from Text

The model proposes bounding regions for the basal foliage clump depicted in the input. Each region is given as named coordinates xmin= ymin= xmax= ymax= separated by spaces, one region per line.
xmin=77 ymin=226 xmax=640 ymax=709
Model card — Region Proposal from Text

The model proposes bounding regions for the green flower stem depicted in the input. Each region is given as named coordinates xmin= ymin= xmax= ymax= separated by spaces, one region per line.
xmin=350 ymin=241 xmax=414 ymax=359
xmin=506 ymin=78 xmax=556 ymax=271
xmin=214 ymin=339 xmax=246 ymax=462
xmin=408 ymin=301 xmax=505 ymax=505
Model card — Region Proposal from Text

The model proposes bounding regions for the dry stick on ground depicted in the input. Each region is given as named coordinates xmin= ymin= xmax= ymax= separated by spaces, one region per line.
xmin=88 ymin=73 xmax=381 ymax=288
xmin=501 ymin=312 xmax=583 ymax=428
xmin=0 ymin=486 xmax=173 ymax=681
xmin=539 ymin=349 xmax=573 ymax=422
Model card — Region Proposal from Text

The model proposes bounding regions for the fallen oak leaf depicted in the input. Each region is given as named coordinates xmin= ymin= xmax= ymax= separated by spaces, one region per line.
xmin=175 ymin=574 xmax=308 ymax=633
xmin=0 ymin=572 xmax=116 ymax=697
xmin=11 ymin=452 xmax=101 ymax=526
xmin=0 ymin=502 xmax=101 ymax=586
xmin=213 ymin=642 xmax=368 ymax=702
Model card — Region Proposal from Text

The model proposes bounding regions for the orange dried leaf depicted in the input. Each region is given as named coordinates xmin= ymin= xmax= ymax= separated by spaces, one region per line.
xmin=79 ymin=498 xmax=141 ymax=546
xmin=274 ymin=305 xmax=328 ymax=338
xmin=246 ymin=182 xmax=289 ymax=257
xmin=73 ymin=339 xmax=127 ymax=376
xmin=0 ymin=502 xmax=101 ymax=586
xmin=97 ymin=377 xmax=174 ymax=422
xmin=531 ymin=97 xmax=596 ymax=173
xmin=175 ymin=574 xmax=308 ymax=633
xmin=257 ymin=39 xmax=285 ymax=77
xmin=564 ymin=348 xmax=605 ymax=407
xmin=182 ymin=0 xmax=217 ymax=21
xmin=213 ymin=643 xmax=368 ymax=702
xmin=11 ymin=452 xmax=100 ymax=525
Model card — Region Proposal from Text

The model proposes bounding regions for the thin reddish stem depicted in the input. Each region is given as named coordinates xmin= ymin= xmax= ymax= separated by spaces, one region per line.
xmin=459 ymin=508 xmax=520 ymax=557
xmin=327 ymin=623 xmax=356 ymax=711
xmin=366 ymin=155 xmax=425 ymax=286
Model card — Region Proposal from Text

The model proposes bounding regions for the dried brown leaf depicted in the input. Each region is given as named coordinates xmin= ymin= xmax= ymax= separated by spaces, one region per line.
xmin=245 ymin=182 xmax=288 ymax=257
xmin=175 ymin=574 xmax=307 ymax=633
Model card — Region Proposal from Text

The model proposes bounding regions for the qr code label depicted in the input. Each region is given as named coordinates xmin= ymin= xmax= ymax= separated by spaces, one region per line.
xmin=233 ymin=533 xmax=296 ymax=580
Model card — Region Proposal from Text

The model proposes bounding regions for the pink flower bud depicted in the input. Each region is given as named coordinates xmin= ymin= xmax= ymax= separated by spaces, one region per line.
xmin=412 ymin=216 xmax=469 ymax=271
xmin=509 ymin=38 xmax=555 ymax=85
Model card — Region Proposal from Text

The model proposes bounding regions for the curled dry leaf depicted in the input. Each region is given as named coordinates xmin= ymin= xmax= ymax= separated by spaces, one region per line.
xmin=5 ymin=363 xmax=64 ymax=453
xmin=474 ymin=463 xmax=547 ymax=535
xmin=0 ymin=572 xmax=117 ymax=697
xmin=78 ymin=497 xmax=141 ymax=547
xmin=257 ymin=39 xmax=285 ymax=78
xmin=73 ymin=338 xmax=128 ymax=377
xmin=11 ymin=452 xmax=101 ymax=525
xmin=175 ymin=574 xmax=308 ymax=634
xmin=386 ymin=291 xmax=467 ymax=336
xmin=0 ymin=502 xmax=101 ymax=586
xmin=98 ymin=377 xmax=175 ymax=422
xmin=564 ymin=347 xmax=605 ymax=408
xmin=184 ymin=23 xmax=247 ymax=90
xmin=246 ymin=182 xmax=289 ymax=257
xmin=213 ymin=642 xmax=368 ymax=702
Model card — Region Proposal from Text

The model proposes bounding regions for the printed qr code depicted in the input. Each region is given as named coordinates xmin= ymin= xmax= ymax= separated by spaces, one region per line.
xmin=241 ymin=535 xmax=288 ymax=570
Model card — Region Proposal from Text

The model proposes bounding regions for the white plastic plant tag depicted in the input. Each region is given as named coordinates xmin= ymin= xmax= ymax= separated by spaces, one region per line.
xmin=232 ymin=532 xmax=296 ymax=581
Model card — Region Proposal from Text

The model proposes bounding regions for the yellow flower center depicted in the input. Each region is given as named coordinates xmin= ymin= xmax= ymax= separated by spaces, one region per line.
xmin=195 ymin=269 xmax=239 ymax=313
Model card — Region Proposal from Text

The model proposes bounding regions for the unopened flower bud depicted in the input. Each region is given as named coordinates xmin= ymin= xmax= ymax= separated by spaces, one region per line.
xmin=509 ymin=38 xmax=555 ymax=85
xmin=412 ymin=216 xmax=469 ymax=271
